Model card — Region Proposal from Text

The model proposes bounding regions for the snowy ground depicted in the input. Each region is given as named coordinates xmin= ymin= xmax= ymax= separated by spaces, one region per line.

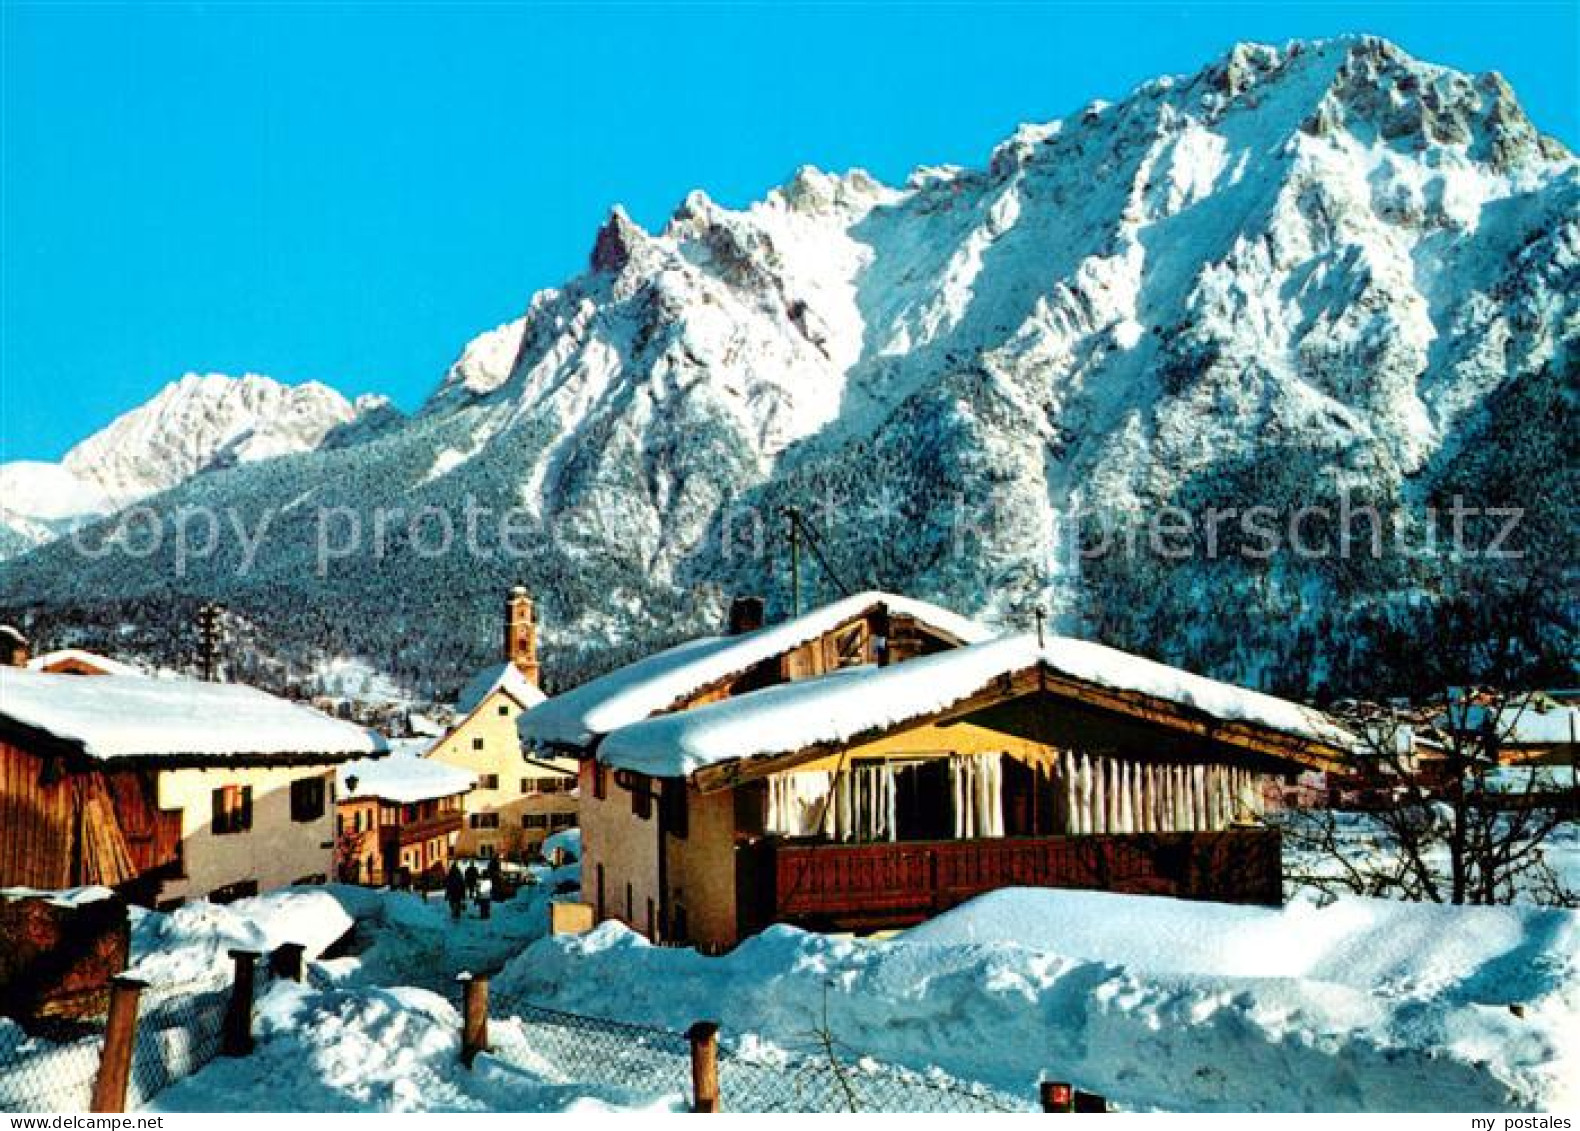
xmin=9 ymin=824 xmax=1579 ymax=1112
xmin=492 ymin=890 xmax=1580 ymax=1113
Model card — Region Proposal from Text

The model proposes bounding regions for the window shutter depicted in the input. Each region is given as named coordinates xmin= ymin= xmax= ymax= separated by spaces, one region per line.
xmin=212 ymin=788 xmax=226 ymax=834
xmin=240 ymin=786 xmax=253 ymax=830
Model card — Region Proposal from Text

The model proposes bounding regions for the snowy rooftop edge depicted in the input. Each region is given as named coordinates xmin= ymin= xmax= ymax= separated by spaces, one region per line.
xmin=598 ymin=633 xmax=1359 ymax=779
xmin=456 ymin=661 xmax=546 ymax=717
xmin=25 ymin=648 xmax=142 ymax=676
xmin=337 ymin=750 xmax=475 ymax=804
xmin=517 ymin=591 xmax=992 ymax=749
xmin=0 ymin=667 xmax=388 ymax=763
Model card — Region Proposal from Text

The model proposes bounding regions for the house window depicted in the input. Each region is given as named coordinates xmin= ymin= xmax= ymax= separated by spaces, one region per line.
xmin=663 ymin=779 xmax=688 ymax=839
xmin=593 ymin=764 xmax=607 ymax=800
xmin=550 ymin=813 xmax=576 ymax=830
xmin=595 ymin=864 xmax=605 ymax=918
xmin=522 ymin=813 xmax=549 ymax=829
xmin=498 ymin=704 xmax=510 ymax=716
xmin=469 ymin=813 xmax=500 ymax=830
xmin=209 ymin=879 xmax=258 ymax=904
xmin=212 ymin=785 xmax=253 ymax=835
xmin=479 ymin=844 xmax=495 ymax=859
xmin=478 ymin=773 xmax=499 ymax=789
xmin=523 ymin=775 xmax=569 ymax=794
xmin=472 ymin=737 xmax=485 ymax=751
xmin=290 ymin=777 xmax=326 ymax=823
xmin=631 ymin=775 xmax=652 ymax=820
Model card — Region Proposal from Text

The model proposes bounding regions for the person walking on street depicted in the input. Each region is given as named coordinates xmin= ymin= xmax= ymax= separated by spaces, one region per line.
xmin=445 ymin=863 xmax=466 ymax=921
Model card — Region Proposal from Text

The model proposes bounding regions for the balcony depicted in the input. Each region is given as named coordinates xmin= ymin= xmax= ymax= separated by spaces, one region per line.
xmin=742 ymin=829 xmax=1282 ymax=933
xmin=385 ymin=810 xmax=464 ymax=848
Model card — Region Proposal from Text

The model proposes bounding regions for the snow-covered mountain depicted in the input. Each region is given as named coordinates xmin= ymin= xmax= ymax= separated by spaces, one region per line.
xmin=3 ymin=37 xmax=1575 ymax=701
xmin=0 ymin=373 xmax=393 ymax=556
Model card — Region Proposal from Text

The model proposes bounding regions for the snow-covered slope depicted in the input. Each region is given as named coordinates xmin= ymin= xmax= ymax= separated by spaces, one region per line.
xmin=59 ymin=372 xmax=368 ymax=501
xmin=3 ymin=36 xmax=1575 ymax=700
xmin=0 ymin=374 xmax=392 ymax=557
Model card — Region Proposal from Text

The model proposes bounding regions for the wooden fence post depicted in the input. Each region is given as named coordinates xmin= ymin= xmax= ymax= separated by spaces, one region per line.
xmin=270 ymin=943 xmax=307 ymax=983
xmin=460 ymin=973 xmax=489 ymax=1067
xmin=1040 ymin=1080 xmax=1074 ymax=1112
xmin=223 ymin=949 xmax=260 ymax=1056
xmin=89 ymin=975 xmax=146 ymax=1114
xmin=686 ymin=1020 xmax=721 ymax=1112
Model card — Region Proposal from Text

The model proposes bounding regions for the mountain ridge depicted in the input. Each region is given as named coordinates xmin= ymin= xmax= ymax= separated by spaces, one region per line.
xmin=3 ymin=35 xmax=1575 ymax=703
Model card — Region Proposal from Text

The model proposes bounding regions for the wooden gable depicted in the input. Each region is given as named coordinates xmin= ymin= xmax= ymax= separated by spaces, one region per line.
xmin=669 ymin=603 xmax=974 ymax=716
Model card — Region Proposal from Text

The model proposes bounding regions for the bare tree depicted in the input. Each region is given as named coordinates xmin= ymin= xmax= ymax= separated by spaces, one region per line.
xmin=1281 ymin=689 xmax=1577 ymax=907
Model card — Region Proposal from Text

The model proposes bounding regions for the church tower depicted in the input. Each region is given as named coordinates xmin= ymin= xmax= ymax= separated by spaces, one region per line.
xmin=504 ymin=586 xmax=540 ymax=686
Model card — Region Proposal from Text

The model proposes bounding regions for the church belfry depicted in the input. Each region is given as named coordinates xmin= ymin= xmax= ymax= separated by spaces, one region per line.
xmin=505 ymin=586 xmax=540 ymax=686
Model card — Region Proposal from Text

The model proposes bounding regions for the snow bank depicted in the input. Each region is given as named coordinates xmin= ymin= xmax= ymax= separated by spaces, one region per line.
xmin=494 ymin=890 xmax=1579 ymax=1112
xmin=518 ymin=591 xmax=992 ymax=749
xmin=149 ymin=981 xmax=669 ymax=1113
xmin=598 ymin=633 xmax=1354 ymax=777
xmin=0 ymin=667 xmax=386 ymax=763
xmin=540 ymin=828 xmax=581 ymax=862
xmin=127 ymin=889 xmax=358 ymax=985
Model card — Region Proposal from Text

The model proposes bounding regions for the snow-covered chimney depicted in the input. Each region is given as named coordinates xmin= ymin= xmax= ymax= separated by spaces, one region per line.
xmin=727 ymin=596 xmax=765 ymax=636
xmin=505 ymin=586 xmax=540 ymax=686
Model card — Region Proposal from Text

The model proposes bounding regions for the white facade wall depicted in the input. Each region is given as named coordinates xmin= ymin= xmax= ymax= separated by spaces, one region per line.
xmin=155 ymin=763 xmax=339 ymax=904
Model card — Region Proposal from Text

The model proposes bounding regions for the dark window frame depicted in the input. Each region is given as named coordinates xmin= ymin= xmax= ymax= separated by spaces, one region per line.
xmin=212 ymin=784 xmax=253 ymax=836
xmin=290 ymin=776 xmax=326 ymax=823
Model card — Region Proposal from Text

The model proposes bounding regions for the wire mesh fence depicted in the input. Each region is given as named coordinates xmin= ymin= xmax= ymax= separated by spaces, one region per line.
xmin=0 ymin=967 xmax=249 ymax=1113
xmin=717 ymin=1043 xmax=1034 ymax=1113
xmin=490 ymin=994 xmax=694 ymax=1105
xmin=487 ymin=990 xmax=1034 ymax=1113
xmin=123 ymin=972 xmax=235 ymax=1108
xmin=0 ymin=1012 xmax=107 ymax=1113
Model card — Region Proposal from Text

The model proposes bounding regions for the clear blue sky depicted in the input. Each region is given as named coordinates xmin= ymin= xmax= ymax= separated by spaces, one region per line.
xmin=3 ymin=2 xmax=1576 ymax=463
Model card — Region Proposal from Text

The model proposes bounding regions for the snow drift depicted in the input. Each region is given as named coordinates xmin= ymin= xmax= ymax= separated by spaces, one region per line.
xmin=494 ymin=888 xmax=1580 ymax=1112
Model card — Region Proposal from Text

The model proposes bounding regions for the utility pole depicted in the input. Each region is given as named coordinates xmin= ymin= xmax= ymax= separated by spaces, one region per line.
xmin=785 ymin=506 xmax=802 ymax=617
xmin=197 ymin=602 xmax=224 ymax=682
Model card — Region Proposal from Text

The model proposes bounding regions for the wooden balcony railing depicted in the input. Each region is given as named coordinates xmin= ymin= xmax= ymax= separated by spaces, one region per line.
xmin=385 ymin=810 xmax=464 ymax=848
xmin=743 ymin=829 xmax=1282 ymax=933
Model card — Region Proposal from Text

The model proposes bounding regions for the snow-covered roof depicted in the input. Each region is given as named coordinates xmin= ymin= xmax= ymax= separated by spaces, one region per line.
xmin=598 ymin=633 xmax=1358 ymax=779
xmin=0 ymin=667 xmax=388 ymax=764
xmin=1491 ymin=702 xmax=1578 ymax=747
xmin=456 ymin=661 xmax=546 ymax=716
xmin=519 ymin=591 xmax=992 ymax=749
xmin=337 ymin=748 xmax=475 ymax=804
xmin=26 ymin=648 xmax=141 ymax=677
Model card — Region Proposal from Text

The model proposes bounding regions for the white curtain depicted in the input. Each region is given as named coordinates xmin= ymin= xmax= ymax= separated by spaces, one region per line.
xmin=765 ymin=771 xmax=833 ymax=837
xmin=801 ymin=763 xmax=896 ymax=842
xmin=950 ymin=753 xmax=1004 ymax=839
